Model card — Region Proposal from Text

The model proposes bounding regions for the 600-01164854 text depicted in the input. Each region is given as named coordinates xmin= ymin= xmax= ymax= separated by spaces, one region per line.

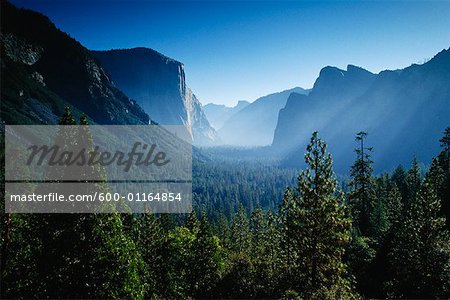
xmin=9 ymin=192 xmax=184 ymax=202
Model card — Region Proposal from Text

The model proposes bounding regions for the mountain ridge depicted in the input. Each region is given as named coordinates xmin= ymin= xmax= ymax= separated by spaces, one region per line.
xmin=204 ymin=100 xmax=250 ymax=130
xmin=273 ymin=47 xmax=450 ymax=172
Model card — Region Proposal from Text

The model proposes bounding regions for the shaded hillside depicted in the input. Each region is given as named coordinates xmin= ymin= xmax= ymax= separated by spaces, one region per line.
xmin=0 ymin=1 xmax=149 ymax=125
xmin=273 ymin=50 xmax=450 ymax=172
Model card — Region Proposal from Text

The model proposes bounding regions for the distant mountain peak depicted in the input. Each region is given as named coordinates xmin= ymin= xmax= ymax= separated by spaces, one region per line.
xmin=237 ymin=100 xmax=250 ymax=106
xmin=431 ymin=47 xmax=450 ymax=60
xmin=317 ymin=65 xmax=373 ymax=80
xmin=320 ymin=65 xmax=344 ymax=75
xmin=203 ymin=100 xmax=250 ymax=130
xmin=313 ymin=64 xmax=375 ymax=94
xmin=217 ymin=87 xmax=308 ymax=146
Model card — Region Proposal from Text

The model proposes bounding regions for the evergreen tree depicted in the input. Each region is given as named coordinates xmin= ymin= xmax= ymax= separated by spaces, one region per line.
xmin=159 ymin=213 xmax=176 ymax=232
xmin=440 ymin=126 xmax=450 ymax=159
xmin=250 ymin=208 xmax=278 ymax=297
xmin=59 ymin=106 xmax=76 ymax=125
xmin=265 ymin=211 xmax=282 ymax=296
xmin=370 ymin=197 xmax=388 ymax=240
xmin=404 ymin=157 xmax=421 ymax=209
xmin=385 ymin=183 xmax=403 ymax=230
xmin=289 ymin=132 xmax=356 ymax=299
xmin=437 ymin=127 xmax=450 ymax=229
xmin=348 ymin=131 xmax=376 ymax=236
xmin=385 ymin=178 xmax=450 ymax=298
xmin=344 ymin=230 xmax=376 ymax=297
xmin=165 ymin=226 xmax=196 ymax=298
xmin=250 ymin=208 xmax=266 ymax=259
xmin=219 ymin=252 xmax=255 ymax=298
xmin=391 ymin=165 xmax=409 ymax=202
xmin=190 ymin=212 xmax=223 ymax=298
xmin=278 ymin=186 xmax=296 ymax=285
xmin=132 ymin=212 xmax=165 ymax=298
xmin=216 ymin=213 xmax=231 ymax=249
xmin=370 ymin=175 xmax=389 ymax=240
xmin=186 ymin=210 xmax=200 ymax=234
xmin=18 ymin=108 xmax=147 ymax=298
xmin=230 ymin=203 xmax=251 ymax=255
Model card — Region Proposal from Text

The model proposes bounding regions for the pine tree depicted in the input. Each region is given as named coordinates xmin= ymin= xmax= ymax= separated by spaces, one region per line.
xmin=405 ymin=157 xmax=421 ymax=208
xmin=159 ymin=213 xmax=176 ymax=232
xmin=250 ymin=208 xmax=276 ymax=297
xmin=186 ymin=210 xmax=200 ymax=234
xmin=437 ymin=127 xmax=450 ymax=229
xmin=264 ymin=210 xmax=282 ymax=296
xmin=250 ymin=208 xmax=266 ymax=259
xmin=370 ymin=175 xmax=389 ymax=240
xmin=190 ymin=212 xmax=223 ymax=298
xmin=370 ymin=197 xmax=388 ymax=240
xmin=59 ymin=106 xmax=76 ymax=125
xmin=385 ymin=183 xmax=403 ymax=230
xmin=278 ymin=186 xmax=296 ymax=284
xmin=290 ymin=132 xmax=356 ymax=299
xmin=348 ymin=131 xmax=376 ymax=236
xmin=216 ymin=213 xmax=231 ymax=249
xmin=132 ymin=212 xmax=165 ymax=298
xmin=165 ymin=226 xmax=196 ymax=298
xmin=344 ymin=229 xmax=376 ymax=297
xmin=385 ymin=177 xmax=450 ymax=298
xmin=440 ymin=126 xmax=450 ymax=160
xmin=230 ymin=203 xmax=251 ymax=255
xmin=391 ymin=165 xmax=408 ymax=202
xmin=19 ymin=108 xmax=146 ymax=298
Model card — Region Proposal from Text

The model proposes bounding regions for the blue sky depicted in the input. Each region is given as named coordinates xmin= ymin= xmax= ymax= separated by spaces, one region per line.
xmin=11 ymin=0 xmax=450 ymax=106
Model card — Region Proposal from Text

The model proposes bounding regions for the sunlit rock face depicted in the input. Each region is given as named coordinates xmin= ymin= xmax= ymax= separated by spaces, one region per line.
xmin=92 ymin=48 xmax=219 ymax=146
xmin=273 ymin=49 xmax=450 ymax=172
xmin=272 ymin=65 xmax=377 ymax=153
xmin=1 ymin=33 xmax=43 ymax=65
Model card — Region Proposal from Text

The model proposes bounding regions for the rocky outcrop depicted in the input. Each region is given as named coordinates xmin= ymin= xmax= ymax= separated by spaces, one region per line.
xmin=185 ymin=88 xmax=220 ymax=145
xmin=1 ymin=33 xmax=43 ymax=65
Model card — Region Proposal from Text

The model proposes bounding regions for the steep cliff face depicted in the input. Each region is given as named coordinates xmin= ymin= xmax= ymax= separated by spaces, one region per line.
xmin=272 ymin=65 xmax=376 ymax=152
xmin=272 ymin=92 xmax=309 ymax=150
xmin=92 ymin=48 xmax=219 ymax=146
xmin=1 ymin=1 xmax=149 ymax=125
xmin=185 ymin=88 xmax=219 ymax=145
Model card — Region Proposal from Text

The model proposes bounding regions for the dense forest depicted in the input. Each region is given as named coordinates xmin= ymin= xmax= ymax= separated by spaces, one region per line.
xmin=1 ymin=109 xmax=449 ymax=299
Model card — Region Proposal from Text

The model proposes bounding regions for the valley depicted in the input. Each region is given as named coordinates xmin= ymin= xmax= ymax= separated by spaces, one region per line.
xmin=1 ymin=1 xmax=449 ymax=299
